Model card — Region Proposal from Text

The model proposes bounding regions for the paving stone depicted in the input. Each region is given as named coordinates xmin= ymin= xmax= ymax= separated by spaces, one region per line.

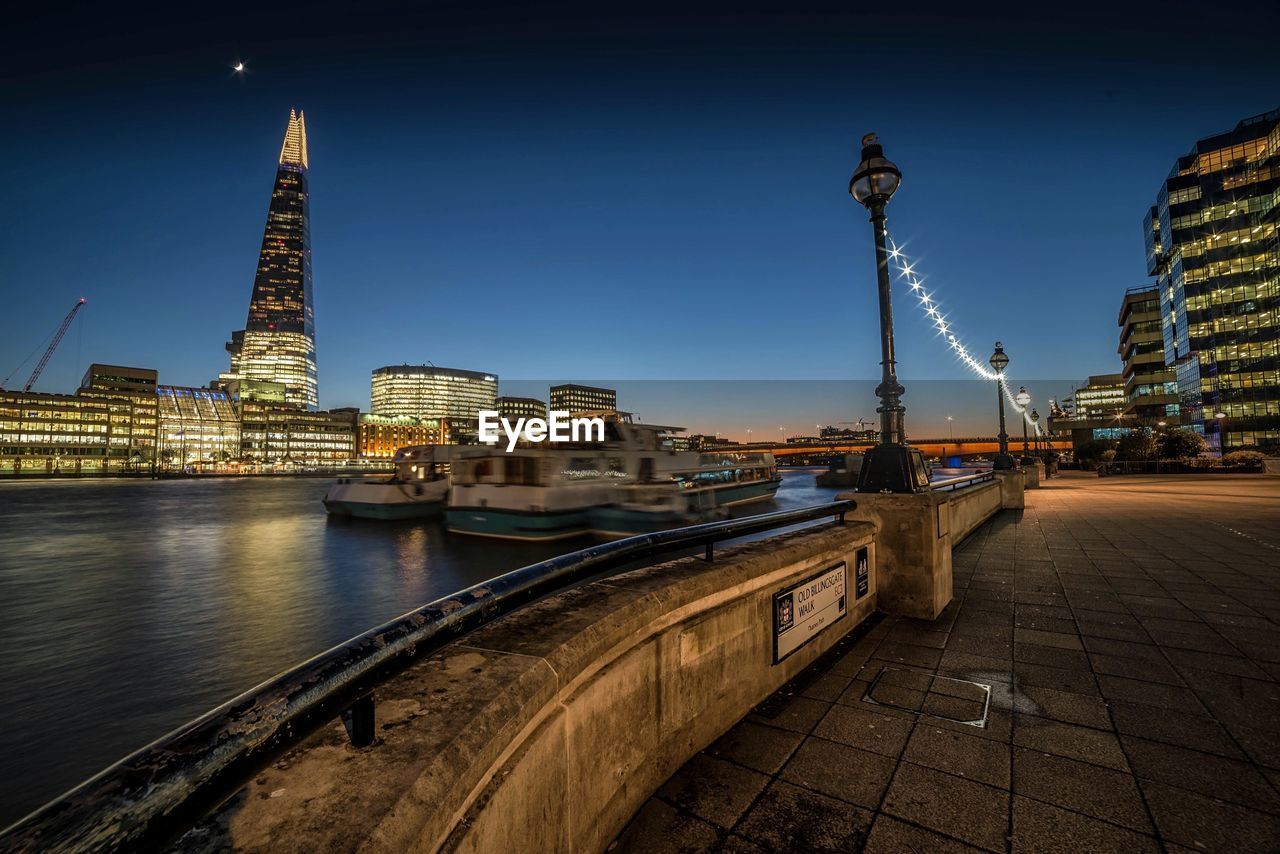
xmin=656 ymin=754 xmax=771 ymax=829
xmin=871 ymin=641 xmax=944 ymax=669
xmin=881 ymin=762 xmax=1010 ymax=851
xmin=1013 ymin=661 xmax=1099 ymax=696
xmin=1139 ymin=779 xmax=1280 ymax=851
xmin=1014 ymin=642 xmax=1091 ymax=671
xmin=797 ymin=671 xmax=853 ymax=703
xmin=1088 ymin=652 xmax=1185 ymax=685
xmin=778 ymin=739 xmax=896 ymax=810
xmin=1107 ymin=700 xmax=1244 ymax=759
xmin=1079 ymin=636 xmax=1164 ymax=663
xmin=1012 ymin=747 xmax=1152 ymax=833
xmin=747 ymin=694 xmax=830 ymax=734
xmin=863 ymin=815 xmax=986 ymax=853
xmin=812 ymin=702 xmax=914 ymax=757
xmin=1012 ymin=714 xmax=1129 ymax=771
xmin=1163 ymin=647 xmax=1272 ymax=680
xmin=733 ymin=780 xmax=873 ymax=852
xmin=614 ymin=798 xmax=721 ymax=853
xmin=705 ymin=720 xmax=804 ymax=775
xmin=1018 ymin=684 xmax=1112 ymax=729
xmin=1011 ymin=796 xmax=1160 ymax=854
xmin=1094 ymin=674 xmax=1208 ymax=715
xmin=902 ymin=723 xmax=1010 ymax=788
xmin=1013 ymin=628 xmax=1082 ymax=650
xmin=1119 ymin=735 xmax=1280 ymax=812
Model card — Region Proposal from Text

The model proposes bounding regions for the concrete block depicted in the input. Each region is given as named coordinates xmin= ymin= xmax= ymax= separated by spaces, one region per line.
xmin=997 ymin=470 xmax=1025 ymax=510
xmin=839 ymin=490 xmax=951 ymax=621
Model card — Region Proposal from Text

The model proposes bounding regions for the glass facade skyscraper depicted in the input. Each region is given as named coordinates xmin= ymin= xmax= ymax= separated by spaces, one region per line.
xmin=223 ymin=110 xmax=319 ymax=411
xmin=371 ymin=365 xmax=497 ymax=431
xmin=1144 ymin=109 xmax=1280 ymax=451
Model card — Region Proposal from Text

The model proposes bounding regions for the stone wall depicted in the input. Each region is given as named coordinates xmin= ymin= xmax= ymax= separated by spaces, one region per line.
xmin=186 ymin=521 xmax=877 ymax=853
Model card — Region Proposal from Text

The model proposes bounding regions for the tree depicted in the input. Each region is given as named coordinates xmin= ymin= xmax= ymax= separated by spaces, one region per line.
xmin=1157 ymin=429 xmax=1207 ymax=461
xmin=1115 ymin=430 xmax=1156 ymax=461
xmin=1075 ymin=439 xmax=1115 ymax=465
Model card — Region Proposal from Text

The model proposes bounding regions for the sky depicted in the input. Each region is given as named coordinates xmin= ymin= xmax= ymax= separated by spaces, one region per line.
xmin=3 ymin=1 xmax=1278 ymax=439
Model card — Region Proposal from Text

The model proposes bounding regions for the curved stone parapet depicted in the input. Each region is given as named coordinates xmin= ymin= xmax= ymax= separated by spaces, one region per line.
xmin=180 ymin=521 xmax=877 ymax=853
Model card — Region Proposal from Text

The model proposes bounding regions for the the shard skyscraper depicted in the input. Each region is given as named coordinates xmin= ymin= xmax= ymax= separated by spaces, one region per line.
xmin=224 ymin=109 xmax=318 ymax=410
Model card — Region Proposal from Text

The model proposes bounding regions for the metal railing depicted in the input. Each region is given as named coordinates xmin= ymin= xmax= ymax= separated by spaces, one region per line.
xmin=929 ymin=471 xmax=996 ymax=491
xmin=0 ymin=500 xmax=854 ymax=853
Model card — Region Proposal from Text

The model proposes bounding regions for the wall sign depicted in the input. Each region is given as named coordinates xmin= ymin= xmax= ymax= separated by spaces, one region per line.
xmin=773 ymin=561 xmax=847 ymax=663
xmin=856 ymin=547 xmax=869 ymax=599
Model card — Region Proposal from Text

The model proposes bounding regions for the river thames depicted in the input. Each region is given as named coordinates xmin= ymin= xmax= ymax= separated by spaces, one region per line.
xmin=0 ymin=469 xmax=837 ymax=825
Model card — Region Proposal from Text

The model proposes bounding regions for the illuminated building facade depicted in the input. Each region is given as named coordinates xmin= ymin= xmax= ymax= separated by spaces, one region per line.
xmin=238 ymin=402 xmax=356 ymax=463
xmin=1118 ymin=286 xmax=1181 ymax=424
xmin=549 ymin=384 xmax=616 ymax=414
xmin=357 ymin=414 xmax=445 ymax=459
xmin=495 ymin=396 xmax=547 ymax=421
xmin=0 ymin=365 xmax=158 ymax=475
xmin=370 ymin=365 xmax=497 ymax=431
xmin=1144 ymin=109 xmax=1280 ymax=451
xmin=156 ymin=386 xmax=241 ymax=466
xmin=223 ymin=109 xmax=319 ymax=411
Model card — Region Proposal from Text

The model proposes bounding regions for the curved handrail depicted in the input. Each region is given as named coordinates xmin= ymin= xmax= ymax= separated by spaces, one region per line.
xmin=0 ymin=500 xmax=854 ymax=853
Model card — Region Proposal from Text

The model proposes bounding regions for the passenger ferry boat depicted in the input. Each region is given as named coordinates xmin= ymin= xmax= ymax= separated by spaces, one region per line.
xmin=322 ymin=446 xmax=449 ymax=520
xmin=445 ymin=415 xmax=781 ymax=541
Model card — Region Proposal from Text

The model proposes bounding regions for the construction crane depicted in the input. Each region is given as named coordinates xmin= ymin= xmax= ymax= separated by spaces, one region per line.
xmin=12 ymin=298 xmax=87 ymax=392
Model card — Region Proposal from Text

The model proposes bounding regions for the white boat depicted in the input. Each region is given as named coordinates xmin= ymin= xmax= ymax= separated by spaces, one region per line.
xmin=445 ymin=415 xmax=781 ymax=540
xmin=323 ymin=446 xmax=449 ymax=520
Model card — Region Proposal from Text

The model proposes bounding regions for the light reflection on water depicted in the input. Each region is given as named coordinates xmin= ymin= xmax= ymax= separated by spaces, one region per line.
xmin=0 ymin=470 xmax=838 ymax=824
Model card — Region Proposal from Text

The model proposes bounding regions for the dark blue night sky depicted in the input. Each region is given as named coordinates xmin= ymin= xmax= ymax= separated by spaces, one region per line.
xmin=3 ymin=1 xmax=1277 ymax=436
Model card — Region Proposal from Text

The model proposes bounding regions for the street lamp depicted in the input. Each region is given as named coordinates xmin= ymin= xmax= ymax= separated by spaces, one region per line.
xmin=1030 ymin=408 xmax=1040 ymax=455
xmin=989 ymin=343 xmax=1015 ymax=470
xmin=1015 ymin=386 xmax=1032 ymax=458
xmin=850 ymin=134 xmax=928 ymax=493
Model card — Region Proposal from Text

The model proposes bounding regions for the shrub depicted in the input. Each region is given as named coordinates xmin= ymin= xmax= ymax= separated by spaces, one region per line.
xmin=1157 ymin=428 xmax=1207 ymax=461
xmin=1221 ymin=449 xmax=1265 ymax=467
xmin=1115 ymin=430 xmax=1156 ymax=461
xmin=1100 ymin=449 xmax=1117 ymax=462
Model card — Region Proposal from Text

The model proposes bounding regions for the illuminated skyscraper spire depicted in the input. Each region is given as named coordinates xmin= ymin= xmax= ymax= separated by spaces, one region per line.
xmin=278 ymin=109 xmax=309 ymax=169
xmin=222 ymin=109 xmax=319 ymax=410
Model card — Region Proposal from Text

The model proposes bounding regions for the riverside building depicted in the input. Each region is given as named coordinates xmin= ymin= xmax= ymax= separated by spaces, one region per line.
xmin=1144 ymin=108 xmax=1280 ymax=452
xmin=221 ymin=110 xmax=319 ymax=411
xmin=370 ymin=365 xmax=497 ymax=434
xmin=156 ymin=386 xmax=241 ymax=466
xmin=494 ymin=396 xmax=547 ymax=421
xmin=1118 ymin=286 xmax=1182 ymax=425
xmin=357 ymin=414 xmax=446 ymax=459
xmin=549 ymin=384 xmax=617 ymax=415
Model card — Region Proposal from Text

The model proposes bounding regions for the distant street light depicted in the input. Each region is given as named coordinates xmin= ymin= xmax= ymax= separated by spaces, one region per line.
xmin=1030 ymin=408 xmax=1040 ymax=455
xmin=849 ymin=133 xmax=927 ymax=493
xmin=946 ymin=415 xmax=954 ymax=441
xmin=989 ymin=343 xmax=1015 ymax=470
xmin=1015 ymin=386 xmax=1032 ymax=457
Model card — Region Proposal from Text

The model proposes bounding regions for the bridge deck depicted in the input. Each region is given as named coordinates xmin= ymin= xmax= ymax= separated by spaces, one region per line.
xmin=616 ymin=472 xmax=1280 ymax=852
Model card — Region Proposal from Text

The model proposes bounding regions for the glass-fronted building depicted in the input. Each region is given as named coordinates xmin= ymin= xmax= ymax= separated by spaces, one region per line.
xmin=156 ymin=386 xmax=241 ymax=466
xmin=549 ymin=384 xmax=617 ymax=414
xmin=238 ymin=402 xmax=356 ymax=463
xmin=1144 ymin=109 xmax=1280 ymax=451
xmin=370 ymin=365 xmax=497 ymax=431
xmin=1117 ymin=287 xmax=1181 ymax=424
xmin=222 ymin=110 xmax=319 ymax=411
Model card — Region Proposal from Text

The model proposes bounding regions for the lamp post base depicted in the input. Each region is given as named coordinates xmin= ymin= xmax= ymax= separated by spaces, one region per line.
xmin=992 ymin=453 xmax=1017 ymax=470
xmin=856 ymin=444 xmax=931 ymax=493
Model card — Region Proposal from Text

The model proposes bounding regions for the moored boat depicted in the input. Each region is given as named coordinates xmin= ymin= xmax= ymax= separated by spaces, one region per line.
xmin=445 ymin=415 xmax=781 ymax=540
xmin=322 ymin=446 xmax=449 ymax=520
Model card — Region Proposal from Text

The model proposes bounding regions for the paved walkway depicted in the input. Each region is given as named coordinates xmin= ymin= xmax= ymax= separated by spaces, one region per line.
xmin=614 ymin=473 xmax=1280 ymax=852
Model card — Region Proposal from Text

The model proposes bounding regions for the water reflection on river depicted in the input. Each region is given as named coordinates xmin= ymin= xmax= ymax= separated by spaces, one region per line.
xmin=0 ymin=469 xmax=837 ymax=824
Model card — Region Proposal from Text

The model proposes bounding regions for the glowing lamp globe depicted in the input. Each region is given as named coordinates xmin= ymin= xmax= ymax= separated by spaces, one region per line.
xmin=849 ymin=134 xmax=902 ymax=206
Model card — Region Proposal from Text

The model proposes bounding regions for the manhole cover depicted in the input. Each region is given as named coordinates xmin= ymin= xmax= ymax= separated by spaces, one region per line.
xmin=863 ymin=666 xmax=990 ymax=727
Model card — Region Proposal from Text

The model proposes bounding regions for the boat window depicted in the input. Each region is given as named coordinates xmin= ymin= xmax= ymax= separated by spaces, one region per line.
xmin=605 ymin=457 xmax=627 ymax=478
xmin=563 ymin=458 xmax=601 ymax=480
xmin=505 ymin=456 xmax=539 ymax=485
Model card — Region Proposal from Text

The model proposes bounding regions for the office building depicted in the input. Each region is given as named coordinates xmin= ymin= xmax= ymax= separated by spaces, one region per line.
xmin=222 ymin=110 xmax=319 ymax=411
xmin=495 ymin=396 xmax=547 ymax=421
xmin=370 ymin=365 xmax=497 ymax=431
xmin=1144 ymin=108 xmax=1280 ymax=451
xmin=357 ymin=414 xmax=445 ymax=459
xmin=1118 ymin=286 xmax=1181 ymax=424
xmin=156 ymin=386 xmax=241 ymax=466
xmin=0 ymin=365 xmax=159 ymax=475
xmin=550 ymin=384 xmax=616 ymax=414
xmin=238 ymin=402 xmax=356 ymax=463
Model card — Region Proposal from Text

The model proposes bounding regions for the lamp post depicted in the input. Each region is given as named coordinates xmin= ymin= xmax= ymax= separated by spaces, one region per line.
xmin=989 ymin=343 xmax=1015 ymax=470
xmin=1015 ymin=386 xmax=1032 ymax=459
xmin=1030 ymin=408 xmax=1040 ymax=454
xmin=850 ymin=134 xmax=928 ymax=493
